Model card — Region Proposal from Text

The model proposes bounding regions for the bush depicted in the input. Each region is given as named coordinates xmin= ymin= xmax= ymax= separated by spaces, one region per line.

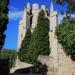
xmin=56 ymin=17 xmax=75 ymax=60
xmin=0 ymin=49 xmax=17 ymax=68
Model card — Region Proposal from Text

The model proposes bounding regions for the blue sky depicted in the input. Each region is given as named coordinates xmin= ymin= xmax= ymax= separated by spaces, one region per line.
xmin=4 ymin=0 xmax=66 ymax=50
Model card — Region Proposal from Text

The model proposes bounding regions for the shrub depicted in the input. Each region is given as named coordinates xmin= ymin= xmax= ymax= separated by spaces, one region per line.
xmin=0 ymin=49 xmax=17 ymax=68
xmin=56 ymin=17 xmax=75 ymax=60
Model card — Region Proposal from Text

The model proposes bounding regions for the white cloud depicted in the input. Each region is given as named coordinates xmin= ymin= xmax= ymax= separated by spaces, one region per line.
xmin=58 ymin=14 xmax=64 ymax=24
xmin=8 ymin=6 xmax=23 ymax=20
xmin=9 ymin=6 xmax=18 ymax=12
xmin=8 ymin=11 xmax=23 ymax=20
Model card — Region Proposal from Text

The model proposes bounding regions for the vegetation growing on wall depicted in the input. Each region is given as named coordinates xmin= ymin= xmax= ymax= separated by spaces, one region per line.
xmin=27 ymin=10 xmax=50 ymax=64
xmin=18 ymin=10 xmax=50 ymax=64
xmin=18 ymin=28 xmax=32 ymax=63
xmin=56 ymin=17 xmax=75 ymax=61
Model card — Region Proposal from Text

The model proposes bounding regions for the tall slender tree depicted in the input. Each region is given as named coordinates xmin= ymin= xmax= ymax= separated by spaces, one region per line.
xmin=18 ymin=28 xmax=32 ymax=62
xmin=0 ymin=0 xmax=9 ymax=50
xmin=28 ymin=10 xmax=50 ymax=64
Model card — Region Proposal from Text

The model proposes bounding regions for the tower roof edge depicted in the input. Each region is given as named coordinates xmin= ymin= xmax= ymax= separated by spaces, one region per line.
xmin=50 ymin=1 xmax=54 ymax=12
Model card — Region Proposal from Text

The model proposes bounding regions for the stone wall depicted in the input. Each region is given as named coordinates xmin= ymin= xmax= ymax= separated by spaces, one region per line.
xmin=37 ymin=44 xmax=75 ymax=75
xmin=58 ymin=43 xmax=75 ymax=75
xmin=38 ymin=55 xmax=58 ymax=75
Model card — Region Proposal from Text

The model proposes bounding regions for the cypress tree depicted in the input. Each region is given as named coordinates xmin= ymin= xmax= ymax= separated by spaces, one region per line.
xmin=28 ymin=10 xmax=50 ymax=64
xmin=0 ymin=0 xmax=9 ymax=50
xmin=18 ymin=28 xmax=32 ymax=62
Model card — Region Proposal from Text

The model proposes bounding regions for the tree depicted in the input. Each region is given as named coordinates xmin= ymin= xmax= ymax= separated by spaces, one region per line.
xmin=28 ymin=10 xmax=50 ymax=64
xmin=56 ymin=18 xmax=75 ymax=60
xmin=0 ymin=0 xmax=9 ymax=50
xmin=18 ymin=28 xmax=32 ymax=62
xmin=55 ymin=0 xmax=75 ymax=14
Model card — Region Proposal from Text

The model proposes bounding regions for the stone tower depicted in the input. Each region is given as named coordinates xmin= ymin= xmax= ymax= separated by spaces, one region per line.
xmin=17 ymin=2 xmax=58 ymax=68
xmin=31 ymin=3 xmax=39 ymax=32
xmin=16 ymin=2 xmax=58 ymax=74
xmin=49 ymin=2 xmax=58 ymax=71
xmin=17 ymin=3 xmax=30 ymax=50
xmin=41 ymin=5 xmax=47 ymax=16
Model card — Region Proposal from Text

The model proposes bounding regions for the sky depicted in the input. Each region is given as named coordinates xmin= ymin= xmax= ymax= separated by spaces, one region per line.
xmin=4 ymin=0 xmax=66 ymax=50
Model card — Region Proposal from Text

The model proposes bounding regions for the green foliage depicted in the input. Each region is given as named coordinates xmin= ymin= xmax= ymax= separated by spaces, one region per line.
xmin=55 ymin=0 xmax=75 ymax=14
xmin=0 ymin=49 xmax=17 ymax=68
xmin=18 ymin=28 xmax=32 ymax=63
xmin=27 ymin=10 xmax=50 ymax=64
xmin=56 ymin=17 xmax=75 ymax=60
xmin=18 ymin=10 xmax=50 ymax=64
xmin=0 ymin=0 xmax=9 ymax=50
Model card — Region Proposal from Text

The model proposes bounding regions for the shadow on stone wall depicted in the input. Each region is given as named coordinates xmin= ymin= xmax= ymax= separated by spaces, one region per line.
xmin=71 ymin=54 xmax=75 ymax=61
xmin=10 ymin=61 xmax=48 ymax=75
